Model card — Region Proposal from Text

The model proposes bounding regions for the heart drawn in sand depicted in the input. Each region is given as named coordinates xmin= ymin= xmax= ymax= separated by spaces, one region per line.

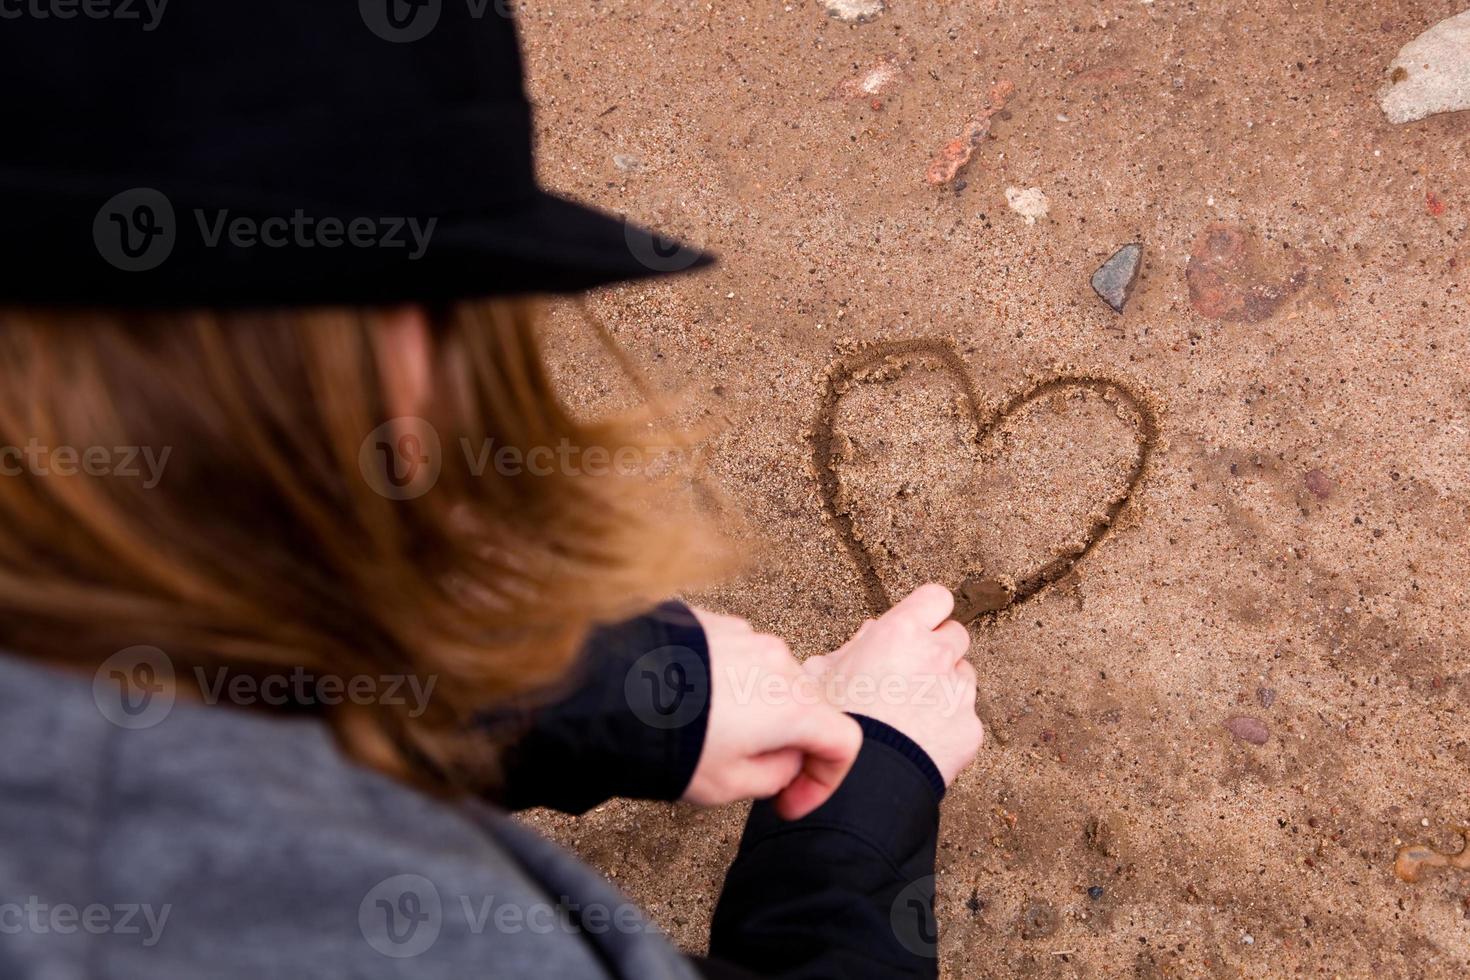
xmin=812 ymin=340 xmax=1159 ymax=624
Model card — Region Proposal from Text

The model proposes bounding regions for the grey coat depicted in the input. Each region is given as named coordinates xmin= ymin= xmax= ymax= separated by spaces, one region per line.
xmin=0 ymin=653 xmax=699 ymax=980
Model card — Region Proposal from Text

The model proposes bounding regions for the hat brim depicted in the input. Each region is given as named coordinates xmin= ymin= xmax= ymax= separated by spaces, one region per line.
xmin=440 ymin=191 xmax=717 ymax=296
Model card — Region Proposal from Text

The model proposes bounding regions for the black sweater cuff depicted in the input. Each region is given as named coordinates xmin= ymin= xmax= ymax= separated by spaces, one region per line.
xmin=485 ymin=601 xmax=711 ymax=814
xmin=709 ymin=710 xmax=943 ymax=978
xmin=848 ymin=714 xmax=945 ymax=801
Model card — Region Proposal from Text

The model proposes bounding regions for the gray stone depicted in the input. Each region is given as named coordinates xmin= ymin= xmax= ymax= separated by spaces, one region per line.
xmin=1090 ymin=242 xmax=1143 ymax=313
xmin=1379 ymin=10 xmax=1470 ymax=124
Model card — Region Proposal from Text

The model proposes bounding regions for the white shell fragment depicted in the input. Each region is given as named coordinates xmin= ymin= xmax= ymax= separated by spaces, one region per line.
xmin=819 ymin=0 xmax=886 ymax=24
xmin=1005 ymin=187 xmax=1051 ymax=225
xmin=1379 ymin=9 xmax=1470 ymax=124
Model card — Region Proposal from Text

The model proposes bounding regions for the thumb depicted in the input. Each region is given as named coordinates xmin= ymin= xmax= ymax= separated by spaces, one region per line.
xmin=772 ymin=709 xmax=861 ymax=820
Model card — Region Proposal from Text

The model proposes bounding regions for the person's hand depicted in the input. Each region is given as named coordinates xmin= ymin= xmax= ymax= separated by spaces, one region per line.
xmin=804 ymin=584 xmax=983 ymax=786
xmin=683 ymin=608 xmax=862 ymax=820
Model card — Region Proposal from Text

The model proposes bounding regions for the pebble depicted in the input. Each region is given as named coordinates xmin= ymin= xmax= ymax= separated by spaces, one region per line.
xmin=1019 ymin=900 xmax=1059 ymax=939
xmin=925 ymin=80 xmax=1015 ymax=186
xmin=819 ymin=0 xmax=885 ymax=23
xmin=1087 ymin=885 xmax=1105 ymax=901
xmin=1005 ymin=186 xmax=1050 ymax=225
xmin=1256 ymin=686 xmax=1277 ymax=708
xmin=1225 ymin=715 xmax=1270 ymax=745
xmin=1090 ymin=243 xmax=1144 ymax=313
xmin=1304 ymin=468 xmax=1333 ymax=500
xmin=838 ymin=59 xmax=902 ymax=100
xmin=1186 ymin=222 xmax=1307 ymax=322
xmin=612 ymin=154 xmax=642 ymax=172
xmin=1379 ymin=10 xmax=1470 ymax=124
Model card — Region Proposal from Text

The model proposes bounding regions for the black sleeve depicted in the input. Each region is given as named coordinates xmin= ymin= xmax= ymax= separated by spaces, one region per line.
xmin=707 ymin=714 xmax=943 ymax=979
xmin=481 ymin=600 xmax=712 ymax=814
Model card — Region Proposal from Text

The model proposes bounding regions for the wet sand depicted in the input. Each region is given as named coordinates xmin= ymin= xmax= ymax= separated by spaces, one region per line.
xmin=519 ymin=2 xmax=1470 ymax=975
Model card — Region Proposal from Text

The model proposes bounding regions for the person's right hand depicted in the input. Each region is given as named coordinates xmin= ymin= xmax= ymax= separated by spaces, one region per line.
xmin=804 ymin=584 xmax=984 ymax=786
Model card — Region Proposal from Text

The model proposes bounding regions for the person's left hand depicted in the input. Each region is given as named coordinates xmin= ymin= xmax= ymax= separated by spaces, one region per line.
xmin=682 ymin=608 xmax=862 ymax=820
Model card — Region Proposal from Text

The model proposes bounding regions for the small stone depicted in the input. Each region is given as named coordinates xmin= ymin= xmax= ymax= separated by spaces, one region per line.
xmin=1242 ymin=933 xmax=1255 ymax=945
xmin=1019 ymin=900 xmax=1059 ymax=939
xmin=925 ymin=80 xmax=1015 ymax=186
xmin=1186 ymin=223 xmax=1307 ymax=322
xmin=1090 ymin=243 xmax=1144 ymax=313
xmin=1005 ymin=186 xmax=1050 ymax=225
xmin=966 ymin=889 xmax=985 ymax=916
xmin=1225 ymin=715 xmax=1270 ymax=746
xmin=1304 ymin=468 xmax=1333 ymax=500
xmin=819 ymin=0 xmax=885 ymax=23
xmin=612 ymin=154 xmax=642 ymax=172
xmin=1379 ymin=10 xmax=1470 ymax=124
xmin=1087 ymin=885 xmax=1105 ymax=901
xmin=1256 ymin=686 xmax=1277 ymax=708
xmin=837 ymin=58 xmax=901 ymax=99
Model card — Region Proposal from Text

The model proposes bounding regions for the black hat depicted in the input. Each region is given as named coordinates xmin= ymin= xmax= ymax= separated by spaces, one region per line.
xmin=0 ymin=2 xmax=714 ymax=309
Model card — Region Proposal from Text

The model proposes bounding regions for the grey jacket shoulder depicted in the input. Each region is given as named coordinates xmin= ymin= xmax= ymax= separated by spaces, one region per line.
xmin=0 ymin=654 xmax=699 ymax=980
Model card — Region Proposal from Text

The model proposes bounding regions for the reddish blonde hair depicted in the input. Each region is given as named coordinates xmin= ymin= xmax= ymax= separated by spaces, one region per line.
xmin=0 ymin=298 xmax=713 ymax=792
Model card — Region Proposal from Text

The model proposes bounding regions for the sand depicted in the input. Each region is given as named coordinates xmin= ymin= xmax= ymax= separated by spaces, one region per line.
xmin=517 ymin=2 xmax=1470 ymax=976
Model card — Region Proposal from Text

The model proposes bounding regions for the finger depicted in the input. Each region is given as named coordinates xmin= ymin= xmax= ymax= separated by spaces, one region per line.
xmin=736 ymin=749 xmax=804 ymax=799
xmin=774 ymin=711 xmax=862 ymax=820
xmin=802 ymin=654 xmax=832 ymax=676
xmin=888 ymin=583 xmax=955 ymax=630
xmin=933 ymin=620 xmax=971 ymax=661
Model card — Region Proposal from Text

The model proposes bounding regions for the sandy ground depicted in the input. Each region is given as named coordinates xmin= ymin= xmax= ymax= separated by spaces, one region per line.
xmin=514 ymin=1 xmax=1470 ymax=976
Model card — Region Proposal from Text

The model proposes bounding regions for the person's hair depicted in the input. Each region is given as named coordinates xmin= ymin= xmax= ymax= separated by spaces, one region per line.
xmin=0 ymin=297 xmax=715 ymax=793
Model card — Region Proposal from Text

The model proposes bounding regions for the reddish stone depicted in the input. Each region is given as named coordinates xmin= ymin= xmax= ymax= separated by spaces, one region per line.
xmin=1304 ymin=468 xmax=1333 ymax=500
xmin=1225 ymin=715 xmax=1270 ymax=745
xmin=1186 ymin=223 xmax=1308 ymax=322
